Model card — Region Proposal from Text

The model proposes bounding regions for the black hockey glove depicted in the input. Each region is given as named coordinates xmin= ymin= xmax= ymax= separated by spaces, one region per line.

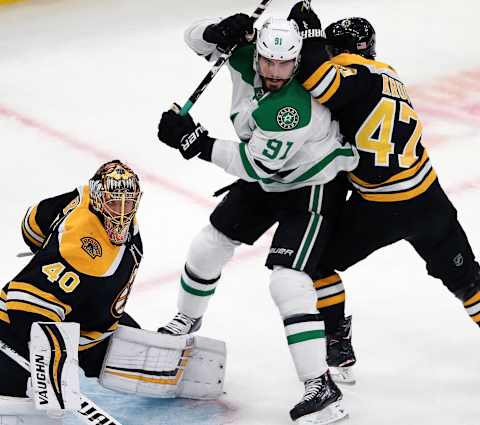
xmin=157 ymin=108 xmax=214 ymax=161
xmin=288 ymin=1 xmax=323 ymax=39
xmin=203 ymin=13 xmax=254 ymax=52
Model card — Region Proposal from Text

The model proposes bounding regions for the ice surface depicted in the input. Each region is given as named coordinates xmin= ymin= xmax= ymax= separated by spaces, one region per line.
xmin=1 ymin=1 xmax=479 ymax=424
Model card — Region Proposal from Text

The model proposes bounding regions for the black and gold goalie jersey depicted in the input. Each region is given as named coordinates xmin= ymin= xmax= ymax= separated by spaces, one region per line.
xmin=296 ymin=44 xmax=437 ymax=203
xmin=0 ymin=185 xmax=143 ymax=352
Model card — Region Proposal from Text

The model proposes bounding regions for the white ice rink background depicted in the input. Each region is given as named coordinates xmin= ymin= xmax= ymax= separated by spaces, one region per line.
xmin=1 ymin=0 xmax=480 ymax=424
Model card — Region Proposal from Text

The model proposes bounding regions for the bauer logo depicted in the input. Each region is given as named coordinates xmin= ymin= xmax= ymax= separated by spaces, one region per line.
xmin=181 ymin=125 xmax=206 ymax=151
xmin=277 ymin=107 xmax=299 ymax=130
xmin=81 ymin=237 xmax=102 ymax=259
xmin=270 ymin=247 xmax=294 ymax=256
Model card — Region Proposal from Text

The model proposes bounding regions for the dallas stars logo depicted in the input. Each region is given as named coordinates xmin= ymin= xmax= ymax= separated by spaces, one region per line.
xmin=276 ymin=107 xmax=300 ymax=130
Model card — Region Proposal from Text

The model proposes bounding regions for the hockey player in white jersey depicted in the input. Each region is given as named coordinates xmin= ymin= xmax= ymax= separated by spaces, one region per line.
xmin=157 ymin=15 xmax=358 ymax=424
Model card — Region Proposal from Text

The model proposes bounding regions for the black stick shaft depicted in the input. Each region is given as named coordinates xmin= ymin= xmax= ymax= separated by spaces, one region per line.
xmin=179 ymin=0 xmax=273 ymax=116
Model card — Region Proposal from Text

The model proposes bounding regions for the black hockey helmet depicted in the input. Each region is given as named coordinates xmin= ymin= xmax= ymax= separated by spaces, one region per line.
xmin=324 ymin=17 xmax=376 ymax=59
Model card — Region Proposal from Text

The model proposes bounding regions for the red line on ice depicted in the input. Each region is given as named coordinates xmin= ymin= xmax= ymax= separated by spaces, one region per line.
xmin=2 ymin=66 xmax=480 ymax=291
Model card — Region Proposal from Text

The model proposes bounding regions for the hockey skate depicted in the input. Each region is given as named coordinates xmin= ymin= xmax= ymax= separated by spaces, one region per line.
xmin=290 ymin=371 xmax=348 ymax=425
xmin=327 ymin=316 xmax=356 ymax=385
xmin=158 ymin=312 xmax=202 ymax=335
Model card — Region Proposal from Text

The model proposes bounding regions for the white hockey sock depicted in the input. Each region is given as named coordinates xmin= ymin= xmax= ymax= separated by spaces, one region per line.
xmin=177 ymin=225 xmax=239 ymax=318
xmin=177 ymin=265 xmax=220 ymax=318
xmin=283 ymin=314 xmax=327 ymax=381
xmin=270 ymin=267 xmax=328 ymax=381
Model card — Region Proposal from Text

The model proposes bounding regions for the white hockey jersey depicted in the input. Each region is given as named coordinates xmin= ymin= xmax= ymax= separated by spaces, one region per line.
xmin=185 ymin=19 xmax=359 ymax=192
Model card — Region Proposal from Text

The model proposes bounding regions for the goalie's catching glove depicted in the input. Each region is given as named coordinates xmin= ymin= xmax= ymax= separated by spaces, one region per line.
xmin=158 ymin=108 xmax=214 ymax=161
xmin=203 ymin=13 xmax=254 ymax=52
xmin=288 ymin=1 xmax=323 ymax=39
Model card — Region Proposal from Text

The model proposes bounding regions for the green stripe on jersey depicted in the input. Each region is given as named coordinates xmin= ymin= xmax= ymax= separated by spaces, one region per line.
xmin=262 ymin=147 xmax=355 ymax=185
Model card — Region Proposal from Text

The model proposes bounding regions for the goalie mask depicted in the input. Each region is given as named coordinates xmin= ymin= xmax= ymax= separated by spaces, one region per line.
xmin=89 ymin=160 xmax=142 ymax=245
xmin=254 ymin=18 xmax=303 ymax=91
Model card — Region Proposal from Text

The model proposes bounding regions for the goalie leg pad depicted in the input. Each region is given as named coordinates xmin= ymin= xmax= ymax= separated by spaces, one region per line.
xmin=29 ymin=322 xmax=81 ymax=413
xmin=99 ymin=325 xmax=226 ymax=400
xmin=0 ymin=397 xmax=63 ymax=424
xmin=177 ymin=335 xmax=226 ymax=400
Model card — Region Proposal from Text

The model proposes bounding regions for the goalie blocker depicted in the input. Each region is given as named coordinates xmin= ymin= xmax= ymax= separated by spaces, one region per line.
xmin=98 ymin=325 xmax=226 ymax=400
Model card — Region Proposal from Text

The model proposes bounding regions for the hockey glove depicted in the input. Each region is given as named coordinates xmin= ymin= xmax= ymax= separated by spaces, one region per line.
xmin=288 ymin=1 xmax=323 ymax=39
xmin=203 ymin=13 xmax=254 ymax=52
xmin=157 ymin=108 xmax=214 ymax=161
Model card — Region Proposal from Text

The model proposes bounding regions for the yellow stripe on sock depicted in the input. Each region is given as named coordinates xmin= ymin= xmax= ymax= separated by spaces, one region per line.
xmin=314 ymin=274 xmax=341 ymax=289
xmin=317 ymin=293 xmax=346 ymax=309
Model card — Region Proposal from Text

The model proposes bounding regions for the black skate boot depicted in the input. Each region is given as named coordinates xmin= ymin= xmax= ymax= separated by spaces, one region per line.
xmin=158 ymin=312 xmax=202 ymax=335
xmin=327 ymin=316 xmax=356 ymax=385
xmin=290 ymin=371 xmax=347 ymax=424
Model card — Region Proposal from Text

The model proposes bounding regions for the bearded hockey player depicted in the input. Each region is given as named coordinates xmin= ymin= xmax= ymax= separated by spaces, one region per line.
xmin=0 ymin=160 xmax=143 ymax=424
xmin=287 ymin=0 xmax=480 ymax=384
xmin=157 ymin=15 xmax=360 ymax=425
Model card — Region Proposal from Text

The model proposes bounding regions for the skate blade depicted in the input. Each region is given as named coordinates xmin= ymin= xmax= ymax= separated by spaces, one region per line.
xmin=330 ymin=367 xmax=356 ymax=385
xmin=294 ymin=401 xmax=348 ymax=425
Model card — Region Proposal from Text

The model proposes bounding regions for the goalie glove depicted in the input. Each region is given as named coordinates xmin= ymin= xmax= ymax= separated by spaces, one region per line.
xmin=203 ymin=13 xmax=255 ymax=52
xmin=157 ymin=107 xmax=214 ymax=161
xmin=288 ymin=1 xmax=324 ymax=39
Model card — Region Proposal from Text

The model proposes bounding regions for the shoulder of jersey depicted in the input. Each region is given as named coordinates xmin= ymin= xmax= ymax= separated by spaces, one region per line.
xmin=229 ymin=44 xmax=256 ymax=85
xmin=57 ymin=185 xmax=126 ymax=277
xmin=253 ymin=80 xmax=312 ymax=132
xmin=331 ymin=53 xmax=397 ymax=76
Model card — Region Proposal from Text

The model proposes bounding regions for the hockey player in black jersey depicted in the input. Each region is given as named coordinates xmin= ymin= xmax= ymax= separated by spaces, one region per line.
xmin=0 ymin=160 xmax=143 ymax=424
xmin=288 ymin=1 xmax=480 ymax=378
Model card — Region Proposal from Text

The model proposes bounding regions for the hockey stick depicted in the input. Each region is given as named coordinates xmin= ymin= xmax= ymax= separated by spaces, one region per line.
xmin=179 ymin=0 xmax=273 ymax=116
xmin=0 ymin=339 xmax=124 ymax=425
xmin=16 ymin=252 xmax=33 ymax=258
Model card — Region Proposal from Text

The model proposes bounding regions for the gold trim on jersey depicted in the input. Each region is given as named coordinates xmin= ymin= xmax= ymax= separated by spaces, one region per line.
xmin=0 ymin=290 xmax=10 ymax=324
xmin=331 ymin=53 xmax=396 ymax=75
xmin=22 ymin=205 xmax=45 ymax=248
xmin=58 ymin=186 xmax=125 ymax=277
xmin=5 ymin=281 xmax=72 ymax=322
xmin=0 ymin=311 xmax=10 ymax=323
xmin=303 ymin=53 xmax=397 ymax=104
xmin=349 ymin=151 xmax=437 ymax=202
xmin=6 ymin=301 xmax=62 ymax=322
xmin=464 ymin=291 xmax=480 ymax=307
xmin=79 ymin=322 xmax=118 ymax=351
